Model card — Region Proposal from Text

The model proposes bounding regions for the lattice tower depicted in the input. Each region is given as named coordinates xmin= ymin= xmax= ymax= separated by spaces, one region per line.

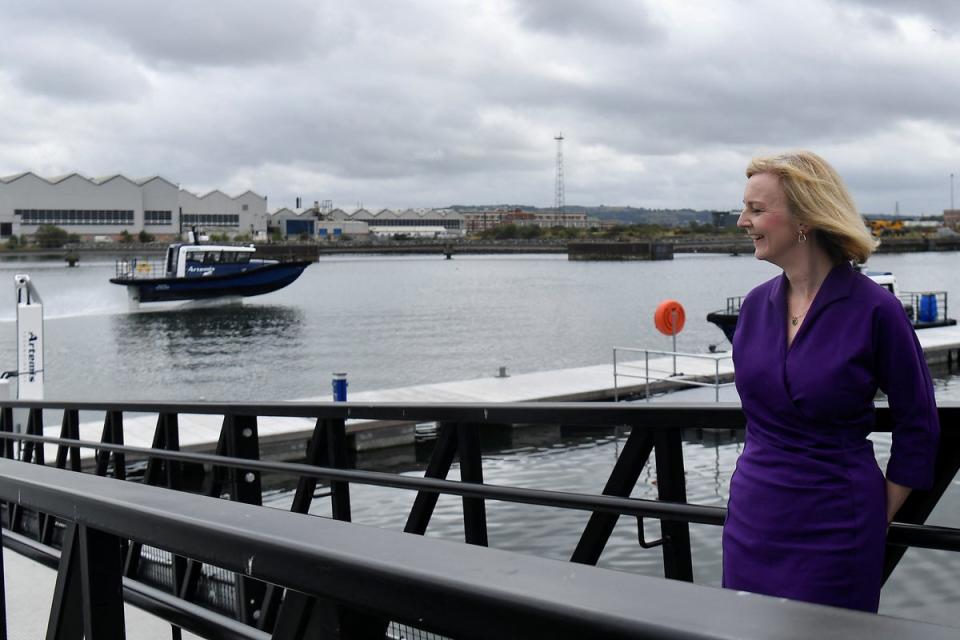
xmin=554 ymin=133 xmax=565 ymax=213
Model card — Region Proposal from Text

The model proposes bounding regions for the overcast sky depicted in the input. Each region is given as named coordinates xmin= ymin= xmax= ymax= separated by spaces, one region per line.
xmin=0 ymin=0 xmax=957 ymax=215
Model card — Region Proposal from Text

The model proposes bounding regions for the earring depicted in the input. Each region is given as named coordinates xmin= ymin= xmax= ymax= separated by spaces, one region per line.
xmin=798 ymin=229 xmax=807 ymax=244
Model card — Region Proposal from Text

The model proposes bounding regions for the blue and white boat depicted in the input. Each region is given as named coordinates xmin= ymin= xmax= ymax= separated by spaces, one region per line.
xmin=110 ymin=239 xmax=311 ymax=305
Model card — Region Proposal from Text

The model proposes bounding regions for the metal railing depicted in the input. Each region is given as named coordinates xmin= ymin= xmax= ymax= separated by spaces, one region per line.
xmin=612 ymin=346 xmax=735 ymax=401
xmin=115 ymin=258 xmax=166 ymax=279
xmin=0 ymin=399 xmax=956 ymax=639
xmin=900 ymin=290 xmax=952 ymax=325
xmin=4 ymin=460 xmax=956 ymax=640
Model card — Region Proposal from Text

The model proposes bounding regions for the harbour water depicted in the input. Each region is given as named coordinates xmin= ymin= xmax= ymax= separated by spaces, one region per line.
xmin=0 ymin=251 xmax=958 ymax=627
xmin=1 ymin=251 xmax=960 ymax=401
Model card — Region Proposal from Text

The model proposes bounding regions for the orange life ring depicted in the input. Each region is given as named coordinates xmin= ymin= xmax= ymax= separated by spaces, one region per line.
xmin=654 ymin=299 xmax=686 ymax=336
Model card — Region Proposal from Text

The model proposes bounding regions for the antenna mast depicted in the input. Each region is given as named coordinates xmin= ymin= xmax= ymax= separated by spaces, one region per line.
xmin=554 ymin=133 xmax=565 ymax=213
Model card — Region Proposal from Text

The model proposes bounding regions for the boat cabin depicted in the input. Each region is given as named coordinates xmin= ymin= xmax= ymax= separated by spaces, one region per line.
xmin=164 ymin=244 xmax=261 ymax=278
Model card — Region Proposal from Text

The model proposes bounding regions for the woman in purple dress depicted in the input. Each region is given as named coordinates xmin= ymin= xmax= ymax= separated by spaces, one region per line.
xmin=722 ymin=151 xmax=940 ymax=612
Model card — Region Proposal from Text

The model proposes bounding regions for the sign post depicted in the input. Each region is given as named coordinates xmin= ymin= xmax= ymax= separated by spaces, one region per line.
xmin=15 ymin=274 xmax=44 ymax=400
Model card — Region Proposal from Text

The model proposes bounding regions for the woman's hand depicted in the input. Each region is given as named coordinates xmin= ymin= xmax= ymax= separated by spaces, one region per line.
xmin=886 ymin=479 xmax=912 ymax=525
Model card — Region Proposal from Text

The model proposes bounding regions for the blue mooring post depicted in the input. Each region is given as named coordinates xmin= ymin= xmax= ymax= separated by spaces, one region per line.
xmin=332 ymin=373 xmax=348 ymax=402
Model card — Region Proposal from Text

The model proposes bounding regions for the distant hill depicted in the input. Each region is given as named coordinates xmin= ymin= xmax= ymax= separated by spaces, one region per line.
xmin=446 ymin=204 xmax=717 ymax=226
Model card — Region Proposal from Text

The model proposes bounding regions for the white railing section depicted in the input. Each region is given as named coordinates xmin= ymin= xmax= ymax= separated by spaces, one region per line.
xmin=612 ymin=347 xmax=735 ymax=402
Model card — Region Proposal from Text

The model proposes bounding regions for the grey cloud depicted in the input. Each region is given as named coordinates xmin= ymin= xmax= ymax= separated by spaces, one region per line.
xmin=837 ymin=0 xmax=960 ymax=24
xmin=0 ymin=1 xmax=957 ymax=215
xmin=511 ymin=0 xmax=663 ymax=43
xmin=6 ymin=0 xmax=334 ymax=69
xmin=6 ymin=42 xmax=149 ymax=103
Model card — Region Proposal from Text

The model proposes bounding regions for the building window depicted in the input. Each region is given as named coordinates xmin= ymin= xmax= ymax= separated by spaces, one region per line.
xmin=0 ymin=223 xmax=10 ymax=237
xmin=144 ymin=210 xmax=173 ymax=225
xmin=14 ymin=209 xmax=134 ymax=226
xmin=242 ymin=204 xmax=249 ymax=211
xmin=181 ymin=213 xmax=240 ymax=227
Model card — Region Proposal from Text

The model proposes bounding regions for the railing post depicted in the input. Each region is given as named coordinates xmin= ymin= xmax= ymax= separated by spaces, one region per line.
xmin=326 ymin=418 xmax=351 ymax=522
xmin=54 ymin=409 xmax=80 ymax=472
xmin=21 ymin=408 xmax=43 ymax=465
xmin=78 ymin=524 xmax=126 ymax=639
xmin=0 ymin=407 xmax=13 ymax=460
xmin=225 ymin=414 xmax=267 ymax=627
xmin=48 ymin=522 xmax=125 ymax=639
xmin=654 ymin=429 xmax=693 ymax=582
xmin=47 ymin=523 xmax=82 ymax=640
xmin=458 ymin=423 xmax=488 ymax=547
xmin=96 ymin=411 xmax=126 ymax=479
xmin=715 ymin=359 xmax=720 ymax=403
xmin=125 ymin=412 xmax=180 ymax=580
xmin=644 ymin=350 xmax=650 ymax=402
xmin=572 ymin=425 xmax=655 ymax=565
xmin=404 ymin=422 xmax=458 ymax=535
xmin=613 ymin=349 xmax=619 ymax=402
xmin=263 ymin=416 xmax=357 ymax=634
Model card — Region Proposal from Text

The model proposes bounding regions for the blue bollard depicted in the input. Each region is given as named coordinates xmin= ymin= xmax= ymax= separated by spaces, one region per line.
xmin=332 ymin=373 xmax=348 ymax=401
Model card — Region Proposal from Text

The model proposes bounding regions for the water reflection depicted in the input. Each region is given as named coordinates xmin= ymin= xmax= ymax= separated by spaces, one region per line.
xmin=107 ymin=305 xmax=306 ymax=399
xmin=113 ymin=304 xmax=304 ymax=347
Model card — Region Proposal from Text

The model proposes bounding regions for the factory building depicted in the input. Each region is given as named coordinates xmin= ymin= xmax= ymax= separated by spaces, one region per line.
xmin=461 ymin=208 xmax=591 ymax=233
xmin=269 ymin=208 xmax=369 ymax=240
xmin=268 ymin=207 xmax=465 ymax=239
xmin=0 ymin=172 xmax=268 ymax=241
xmin=347 ymin=208 xmax=464 ymax=237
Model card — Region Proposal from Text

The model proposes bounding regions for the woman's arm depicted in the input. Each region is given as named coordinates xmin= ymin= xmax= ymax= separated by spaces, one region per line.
xmin=886 ymin=479 xmax=911 ymax=524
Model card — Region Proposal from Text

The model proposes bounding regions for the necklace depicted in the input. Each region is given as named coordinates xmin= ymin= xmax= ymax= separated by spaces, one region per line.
xmin=789 ymin=301 xmax=812 ymax=326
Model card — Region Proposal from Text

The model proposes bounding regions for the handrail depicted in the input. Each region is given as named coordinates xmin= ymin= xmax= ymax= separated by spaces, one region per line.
xmin=0 ymin=460 xmax=955 ymax=640
xmin=612 ymin=347 xmax=735 ymax=401
xmin=0 ymin=398 xmax=954 ymax=430
xmin=3 ymin=430 xmax=956 ymax=549
xmin=0 ymin=431 xmax=728 ymax=525
xmin=0 ymin=400 xmax=956 ymax=637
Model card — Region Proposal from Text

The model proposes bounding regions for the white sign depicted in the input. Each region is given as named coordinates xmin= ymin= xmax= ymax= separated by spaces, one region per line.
xmin=15 ymin=275 xmax=43 ymax=400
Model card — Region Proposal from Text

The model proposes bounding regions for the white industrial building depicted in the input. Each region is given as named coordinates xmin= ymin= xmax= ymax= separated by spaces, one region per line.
xmin=267 ymin=207 xmax=465 ymax=240
xmin=0 ymin=172 xmax=268 ymax=241
xmin=333 ymin=208 xmax=465 ymax=237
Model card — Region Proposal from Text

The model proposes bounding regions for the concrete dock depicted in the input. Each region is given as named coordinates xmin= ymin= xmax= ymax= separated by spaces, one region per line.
xmin=52 ymin=324 xmax=960 ymax=460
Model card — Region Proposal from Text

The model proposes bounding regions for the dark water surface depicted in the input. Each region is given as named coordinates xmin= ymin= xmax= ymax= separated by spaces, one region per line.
xmin=1 ymin=251 xmax=959 ymax=401
xmin=0 ymin=251 xmax=958 ymax=626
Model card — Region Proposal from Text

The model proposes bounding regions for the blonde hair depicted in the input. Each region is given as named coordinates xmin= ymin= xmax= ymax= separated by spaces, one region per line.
xmin=746 ymin=151 xmax=877 ymax=263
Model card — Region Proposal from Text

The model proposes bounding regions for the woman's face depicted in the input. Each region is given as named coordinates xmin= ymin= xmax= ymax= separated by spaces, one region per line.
xmin=738 ymin=172 xmax=801 ymax=267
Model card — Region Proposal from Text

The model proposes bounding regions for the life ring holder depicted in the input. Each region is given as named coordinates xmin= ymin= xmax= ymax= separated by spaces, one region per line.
xmin=654 ymin=299 xmax=685 ymax=376
xmin=654 ymin=299 xmax=685 ymax=336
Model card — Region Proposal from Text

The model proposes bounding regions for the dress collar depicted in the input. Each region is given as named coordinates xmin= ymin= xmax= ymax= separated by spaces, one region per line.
xmin=767 ymin=261 xmax=855 ymax=321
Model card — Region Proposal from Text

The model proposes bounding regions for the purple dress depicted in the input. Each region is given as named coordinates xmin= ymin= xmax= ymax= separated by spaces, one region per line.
xmin=722 ymin=262 xmax=940 ymax=612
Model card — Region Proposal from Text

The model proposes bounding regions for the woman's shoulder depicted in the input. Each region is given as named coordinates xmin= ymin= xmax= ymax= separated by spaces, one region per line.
xmin=849 ymin=270 xmax=906 ymax=315
xmin=741 ymin=272 xmax=781 ymax=308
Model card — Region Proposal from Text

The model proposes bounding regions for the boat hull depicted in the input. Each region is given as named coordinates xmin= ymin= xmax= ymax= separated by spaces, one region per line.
xmin=706 ymin=310 xmax=957 ymax=344
xmin=110 ymin=260 xmax=311 ymax=303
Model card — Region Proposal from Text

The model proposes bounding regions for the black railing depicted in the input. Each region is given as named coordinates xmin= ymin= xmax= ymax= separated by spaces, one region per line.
xmin=0 ymin=400 xmax=957 ymax=639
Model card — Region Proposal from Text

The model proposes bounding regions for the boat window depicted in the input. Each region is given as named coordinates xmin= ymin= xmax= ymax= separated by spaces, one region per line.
xmin=221 ymin=252 xmax=237 ymax=263
xmin=237 ymin=253 xmax=251 ymax=264
xmin=884 ymin=284 xmax=894 ymax=293
xmin=203 ymin=252 xmax=221 ymax=264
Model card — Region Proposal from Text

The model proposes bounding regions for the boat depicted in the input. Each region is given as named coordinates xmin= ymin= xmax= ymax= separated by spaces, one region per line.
xmin=706 ymin=269 xmax=956 ymax=343
xmin=110 ymin=237 xmax=311 ymax=305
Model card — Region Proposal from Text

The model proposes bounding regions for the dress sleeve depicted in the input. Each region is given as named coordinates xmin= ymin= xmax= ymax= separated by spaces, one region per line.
xmin=873 ymin=299 xmax=940 ymax=489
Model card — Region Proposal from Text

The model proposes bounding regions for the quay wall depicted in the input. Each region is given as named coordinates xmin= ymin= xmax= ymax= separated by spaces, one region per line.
xmin=567 ymin=241 xmax=674 ymax=261
xmin=3 ymin=236 xmax=960 ymax=261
